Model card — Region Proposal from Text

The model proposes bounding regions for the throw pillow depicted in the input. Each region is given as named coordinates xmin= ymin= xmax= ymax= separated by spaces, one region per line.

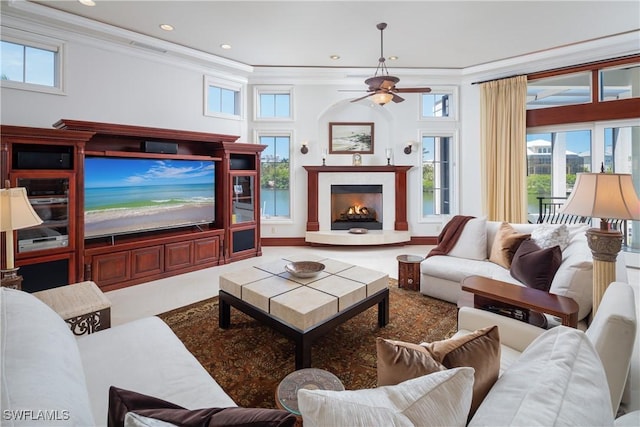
xmin=298 ymin=367 xmax=474 ymax=427
xmin=421 ymin=325 xmax=501 ymax=418
xmin=531 ymin=223 xmax=570 ymax=251
xmin=376 ymin=338 xmax=446 ymax=386
xmin=489 ymin=222 xmax=531 ymax=269
xmin=448 ymin=217 xmax=488 ymax=261
xmin=108 ymin=386 xmax=296 ymax=427
xmin=510 ymin=239 xmax=562 ymax=292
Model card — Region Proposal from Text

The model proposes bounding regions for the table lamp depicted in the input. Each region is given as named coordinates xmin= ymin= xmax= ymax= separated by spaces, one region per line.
xmin=0 ymin=185 xmax=43 ymax=285
xmin=559 ymin=167 xmax=640 ymax=314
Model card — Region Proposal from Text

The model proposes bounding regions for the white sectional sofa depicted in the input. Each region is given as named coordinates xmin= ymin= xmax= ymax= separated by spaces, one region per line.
xmin=0 ymin=287 xmax=295 ymax=427
xmin=421 ymin=218 xmax=628 ymax=324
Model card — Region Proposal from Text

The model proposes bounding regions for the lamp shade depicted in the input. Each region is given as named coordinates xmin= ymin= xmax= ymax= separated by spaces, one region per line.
xmin=370 ymin=92 xmax=393 ymax=105
xmin=0 ymin=187 xmax=43 ymax=232
xmin=560 ymin=173 xmax=640 ymax=221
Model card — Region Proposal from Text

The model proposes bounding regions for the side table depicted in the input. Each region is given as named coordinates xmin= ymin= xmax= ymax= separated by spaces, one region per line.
xmin=461 ymin=275 xmax=579 ymax=328
xmin=276 ymin=368 xmax=344 ymax=423
xmin=396 ymin=255 xmax=423 ymax=291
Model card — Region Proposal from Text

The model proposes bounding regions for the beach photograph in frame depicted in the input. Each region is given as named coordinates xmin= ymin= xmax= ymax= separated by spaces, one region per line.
xmin=329 ymin=122 xmax=374 ymax=154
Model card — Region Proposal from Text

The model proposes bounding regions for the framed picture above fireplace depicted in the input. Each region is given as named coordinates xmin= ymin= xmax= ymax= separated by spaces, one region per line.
xmin=329 ymin=122 xmax=374 ymax=154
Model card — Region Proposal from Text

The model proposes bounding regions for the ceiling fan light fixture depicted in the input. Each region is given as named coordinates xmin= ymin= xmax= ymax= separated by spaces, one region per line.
xmin=371 ymin=92 xmax=393 ymax=105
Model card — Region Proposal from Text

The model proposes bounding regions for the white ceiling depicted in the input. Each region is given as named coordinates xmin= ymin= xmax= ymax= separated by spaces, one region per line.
xmin=16 ymin=0 xmax=639 ymax=71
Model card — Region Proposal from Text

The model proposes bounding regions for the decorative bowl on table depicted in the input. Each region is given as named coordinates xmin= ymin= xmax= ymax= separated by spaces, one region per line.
xmin=285 ymin=261 xmax=325 ymax=278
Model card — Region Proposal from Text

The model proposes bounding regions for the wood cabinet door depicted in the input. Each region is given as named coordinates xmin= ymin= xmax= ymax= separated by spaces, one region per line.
xmin=131 ymin=246 xmax=164 ymax=279
xmin=194 ymin=237 xmax=219 ymax=264
xmin=92 ymin=251 xmax=130 ymax=287
xmin=165 ymin=241 xmax=194 ymax=271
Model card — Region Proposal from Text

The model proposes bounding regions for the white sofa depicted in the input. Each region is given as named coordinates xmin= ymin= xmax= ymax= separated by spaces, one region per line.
xmin=0 ymin=287 xmax=294 ymax=427
xmin=421 ymin=218 xmax=627 ymax=324
xmin=296 ymin=283 xmax=633 ymax=426
xmin=456 ymin=281 xmax=637 ymax=422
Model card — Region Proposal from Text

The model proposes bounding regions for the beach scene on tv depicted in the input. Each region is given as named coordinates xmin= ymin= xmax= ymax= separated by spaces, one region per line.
xmin=84 ymin=157 xmax=215 ymax=238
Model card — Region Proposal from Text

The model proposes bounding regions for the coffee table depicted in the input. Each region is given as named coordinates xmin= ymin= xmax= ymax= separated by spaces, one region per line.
xmin=219 ymin=255 xmax=389 ymax=369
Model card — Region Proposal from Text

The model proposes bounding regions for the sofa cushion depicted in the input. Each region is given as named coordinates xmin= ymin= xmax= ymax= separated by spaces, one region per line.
xmin=489 ymin=222 xmax=531 ymax=269
xmin=298 ymin=367 xmax=474 ymax=427
xmin=421 ymin=325 xmax=501 ymax=418
xmin=77 ymin=316 xmax=236 ymax=425
xmin=108 ymin=387 xmax=295 ymax=427
xmin=510 ymin=239 xmax=562 ymax=291
xmin=448 ymin=217 xmax=488 ymax=261
xmin=376 ymin=338 xmax=446 ymax=386
xmin=531 ymin=223 xmax=570 ymax=251
xmin=469 ymin=326 xmax=614 ymax=427
xmin=0 ymin=288 xmax=95 ymax=426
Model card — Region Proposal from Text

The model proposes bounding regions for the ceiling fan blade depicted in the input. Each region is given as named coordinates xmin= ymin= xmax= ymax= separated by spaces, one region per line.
xmin=391 ymin=93 xmax=405 ymax=103
xmin=393 ymin=87 xmax=432 ymax=93
xmin=350 ymin=93 xmax=374 ymax=103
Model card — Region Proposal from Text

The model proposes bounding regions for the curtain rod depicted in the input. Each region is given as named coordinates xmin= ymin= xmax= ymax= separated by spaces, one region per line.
xmin=471 ymin=74 xmax=526 ymax=85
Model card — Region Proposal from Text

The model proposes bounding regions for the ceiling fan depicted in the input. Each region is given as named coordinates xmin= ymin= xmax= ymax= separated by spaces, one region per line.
xmin=348 ymin=23 xmax=431 ymax=105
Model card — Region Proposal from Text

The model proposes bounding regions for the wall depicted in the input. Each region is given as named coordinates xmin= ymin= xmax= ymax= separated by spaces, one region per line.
xmin=2 ymin=7 xmax=635 ymax=240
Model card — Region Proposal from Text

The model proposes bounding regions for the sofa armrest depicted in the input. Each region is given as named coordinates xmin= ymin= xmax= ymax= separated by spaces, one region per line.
xmin=458 ymin=306 xmax=546 ymax=353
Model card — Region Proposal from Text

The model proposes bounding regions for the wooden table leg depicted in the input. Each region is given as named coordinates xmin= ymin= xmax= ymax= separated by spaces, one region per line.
xmin=219 ymin=298 xmax=230 ymax=329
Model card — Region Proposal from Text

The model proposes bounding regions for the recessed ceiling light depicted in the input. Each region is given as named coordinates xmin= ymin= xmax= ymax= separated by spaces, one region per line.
xmin=330 ymin=55 xmax=340 ymax=60
xmin=78 ymin=0 xmax=96 ymax=6
xmin=388 ymin=56 xmax=398 ymax=61
xmin=220 ymin=44 xmax=232 ymax=50
xmin=159 ymin=24 xmax=174 ymax=31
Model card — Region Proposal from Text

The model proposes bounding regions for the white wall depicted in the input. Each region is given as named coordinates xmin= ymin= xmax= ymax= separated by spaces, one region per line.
xmin=2 ymin=9 xmax=634 ymax=240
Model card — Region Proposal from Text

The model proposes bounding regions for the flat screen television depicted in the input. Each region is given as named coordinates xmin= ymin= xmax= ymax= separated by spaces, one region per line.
xmin=84 ymin=157 xmax=215 ymax=238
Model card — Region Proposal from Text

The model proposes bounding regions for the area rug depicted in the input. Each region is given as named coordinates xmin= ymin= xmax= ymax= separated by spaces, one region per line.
xmin=158 ymin=279 xmax=457 ymax=408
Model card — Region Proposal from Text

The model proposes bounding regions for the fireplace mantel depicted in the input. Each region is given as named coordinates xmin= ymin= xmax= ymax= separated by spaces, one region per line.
xmin=303 ymin=165 xmax=412 ymax=233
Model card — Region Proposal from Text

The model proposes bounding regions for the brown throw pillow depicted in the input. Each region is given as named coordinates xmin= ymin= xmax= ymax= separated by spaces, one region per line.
xmin=489 ymin=222 xmax=531 ymax=269
xmin=421 ymin=326 xmax=501 ymax=419
xmin=108 ymin=386 xmax=296 ymax=427
xmin=510 ymin=239 xmax=562 ymax=292
xmin=376 ymin=338 xmax=447 ymax=386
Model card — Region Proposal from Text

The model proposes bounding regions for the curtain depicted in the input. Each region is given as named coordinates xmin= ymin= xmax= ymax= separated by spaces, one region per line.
xmin=480 ymin=75 xmax=528 ymax=223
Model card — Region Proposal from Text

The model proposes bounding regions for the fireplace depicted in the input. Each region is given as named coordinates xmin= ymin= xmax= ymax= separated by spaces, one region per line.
xmin=331 ymin=185 xmax=383 ymax=230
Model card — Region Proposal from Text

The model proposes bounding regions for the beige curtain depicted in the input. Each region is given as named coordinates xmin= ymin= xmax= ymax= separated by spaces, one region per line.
xmin=480 ymin=75 xmax=528 ymax=223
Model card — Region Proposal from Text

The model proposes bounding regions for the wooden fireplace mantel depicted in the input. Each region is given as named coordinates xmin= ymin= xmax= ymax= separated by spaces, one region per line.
xmin=303 ymin=165 xmax=412 ymax=232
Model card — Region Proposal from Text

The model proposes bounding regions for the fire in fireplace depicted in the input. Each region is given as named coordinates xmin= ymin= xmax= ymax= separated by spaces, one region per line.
xmin=331 ymin=185 xmax=382 ymax=230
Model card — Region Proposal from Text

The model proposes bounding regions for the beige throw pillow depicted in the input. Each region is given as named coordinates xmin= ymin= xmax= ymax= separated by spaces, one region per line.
xmin=489 ymin=222 xmax=531 ymax=269
xmin=423 ymin=326 xmax=501 ymax=418
xmin=376 ymin=326 xmax=500 ymax=419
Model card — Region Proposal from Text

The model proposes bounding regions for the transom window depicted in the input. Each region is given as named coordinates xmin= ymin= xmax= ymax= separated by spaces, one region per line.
xmin=420 ymin=87 xmax=457 ymax=120
xmin=259 ymin=133 xmax=291 ymax=219
xmin=254 ymin=86 xmax=293 ymax=120
xmin=0 ymin=31 xmax=63 ymax=94
xmin=204 ymin=76 xmax=242 ymax=119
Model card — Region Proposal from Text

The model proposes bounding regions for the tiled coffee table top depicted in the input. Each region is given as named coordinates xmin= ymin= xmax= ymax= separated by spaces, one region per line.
xmin=219 ymin=254 xmax=388 ymax=331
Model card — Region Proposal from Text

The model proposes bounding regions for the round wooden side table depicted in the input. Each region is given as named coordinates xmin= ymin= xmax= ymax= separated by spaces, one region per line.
xmin=396 ymin=255 xmax=424 ymax=291
xmin=275 ymin=368 xmax=344 ymax=421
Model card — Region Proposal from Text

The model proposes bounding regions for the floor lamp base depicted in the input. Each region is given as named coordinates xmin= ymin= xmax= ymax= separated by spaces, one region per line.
xmin=586 ymin=228 xmax=622 ymax=315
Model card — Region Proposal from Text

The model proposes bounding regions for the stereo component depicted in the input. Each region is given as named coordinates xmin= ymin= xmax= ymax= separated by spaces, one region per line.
xmin=142 ymin=141 xmax=178 ymax=154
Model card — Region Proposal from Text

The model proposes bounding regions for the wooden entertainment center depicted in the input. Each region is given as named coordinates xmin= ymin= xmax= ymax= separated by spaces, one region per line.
xmin=0 ymin=120 xmax=266 ymax=292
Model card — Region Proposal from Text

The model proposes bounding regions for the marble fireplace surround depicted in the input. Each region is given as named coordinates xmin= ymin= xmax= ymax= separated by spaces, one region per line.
xmin=303 ymin=166 xmax=412 ymax=245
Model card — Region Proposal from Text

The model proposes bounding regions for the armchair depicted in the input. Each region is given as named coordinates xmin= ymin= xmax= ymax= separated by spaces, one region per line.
xmin=456 ymin=281 xmax=636 ymax=416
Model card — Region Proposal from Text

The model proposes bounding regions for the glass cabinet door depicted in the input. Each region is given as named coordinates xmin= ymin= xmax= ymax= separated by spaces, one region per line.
xmin=16 ymin=177 xmax=70 ymax=253
xmin=231 ymin=175 xmax=255 ymax=224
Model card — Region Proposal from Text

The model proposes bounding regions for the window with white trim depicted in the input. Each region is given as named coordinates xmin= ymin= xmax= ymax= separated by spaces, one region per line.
xmin=420 ymin=87 xmax=457 ymax=120
xmin=1 ymin=31 xmax=63 ymax=94
xmin=204 ymin=76 xmax=242 ymax=119
xmin=259 ymin=133 xmax=291 ymax=219
xmin=254 ymin=86 xmax=293 ymax=120
xmin=422 ymin=134 xmax=453 ymax=216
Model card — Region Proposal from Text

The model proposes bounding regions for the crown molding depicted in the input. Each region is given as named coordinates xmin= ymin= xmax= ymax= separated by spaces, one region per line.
xmin=2 ymin=0 xmax=253 ymax=78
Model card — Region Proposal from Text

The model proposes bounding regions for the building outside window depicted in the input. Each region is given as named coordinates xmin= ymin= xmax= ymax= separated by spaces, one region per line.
xmin=422 ymin=135 xmax=451 ymax=216
xmin=420 ymin=87 xmax=457 ymax=120
xmin=259 ymin=134 xmax=291 ymax=218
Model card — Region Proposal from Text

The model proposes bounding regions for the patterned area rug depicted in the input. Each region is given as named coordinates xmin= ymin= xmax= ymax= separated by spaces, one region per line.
xmin=158 ymin=279 xmax=457 ymax=408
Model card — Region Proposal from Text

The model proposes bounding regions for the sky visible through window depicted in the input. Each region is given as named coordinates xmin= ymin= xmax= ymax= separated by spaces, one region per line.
xmin=0 ymin=41 xmax=55 ymax=86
